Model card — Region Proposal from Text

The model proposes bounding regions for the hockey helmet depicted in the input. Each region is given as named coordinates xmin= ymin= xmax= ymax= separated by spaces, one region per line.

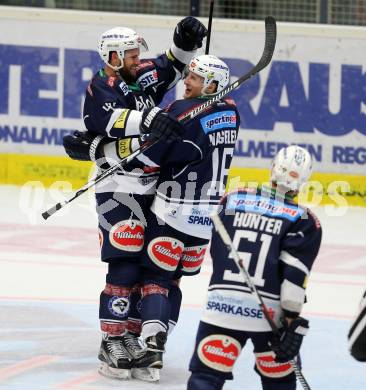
xmin=98 ymin=27 xmax=148 ymax=70
xmin=188 ymin=54 xmax=230 ymax=94
xmin=270 ymin=145 xmax=313 ymax=192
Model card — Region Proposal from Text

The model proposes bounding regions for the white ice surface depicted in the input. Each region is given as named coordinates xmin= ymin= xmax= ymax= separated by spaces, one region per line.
xmin=0 ymin=184 xmax=365 ymax=389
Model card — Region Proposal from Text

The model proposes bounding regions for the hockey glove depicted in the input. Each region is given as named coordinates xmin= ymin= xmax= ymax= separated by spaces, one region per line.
xmin=63 ymin=131 xmax=107 ymax=162
xmin=270 ymin=316 xmax=309 ymax=363
xmin=139 ymin=107 xmax=184 ymax=143
xmin=173 ymin=16 xmax=208 ymax=51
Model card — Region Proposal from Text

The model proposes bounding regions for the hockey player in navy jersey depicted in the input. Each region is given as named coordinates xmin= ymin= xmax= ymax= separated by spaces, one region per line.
xmin=187 ymin=145 xmax=322 ymax=390
xmin=64 ymin=53 xmax=239 ymax=379
xmin=126 ymin=54 xmax=240 ymax=372
xmin=63 ymin=18 xmax=207 ymax=381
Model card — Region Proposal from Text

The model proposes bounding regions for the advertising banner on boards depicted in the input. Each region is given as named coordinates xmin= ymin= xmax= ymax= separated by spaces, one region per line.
xmin=0 ymin=8 xmax=365 ymax=204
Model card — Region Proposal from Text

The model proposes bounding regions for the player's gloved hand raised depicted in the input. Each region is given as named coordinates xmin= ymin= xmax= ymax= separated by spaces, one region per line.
xmin=139 ymin=107 xmax=184 ymax=143
xmin=174 ymin=16 xmax=208 ymax=51
xmin=63 ymin=131 xmax=106 ymax=162
xmin=270 ymin=317 xmax=309 ymax=363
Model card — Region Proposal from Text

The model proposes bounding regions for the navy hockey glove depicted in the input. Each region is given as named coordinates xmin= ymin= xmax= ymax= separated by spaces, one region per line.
xmin=140 ymin=107 xmax=184 ymax=143
xmin=63 ymin=131 xmax=106 ymax=162
xmin=173 ymin=16 xmax=208 ymax=51
xmin=270 ymin=317 xmax=309 ymax=363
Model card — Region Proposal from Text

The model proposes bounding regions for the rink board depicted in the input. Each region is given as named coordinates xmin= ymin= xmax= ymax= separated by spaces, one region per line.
xmin=0 ymin=153 xmax=365 ymax=207
xmin=0 ymin=7 xmax=365 ymax=205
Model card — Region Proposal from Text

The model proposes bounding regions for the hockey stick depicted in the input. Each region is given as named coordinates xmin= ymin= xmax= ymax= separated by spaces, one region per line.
xmin=211 ymin=213 xmax=312 ymax=390
xmin=205 ymin=0 xmax=214 ymax=54
xmin=41 ymin=139 xmax=159 ymax=220
xmin=42 ymin=16 xmax=276 ymax=220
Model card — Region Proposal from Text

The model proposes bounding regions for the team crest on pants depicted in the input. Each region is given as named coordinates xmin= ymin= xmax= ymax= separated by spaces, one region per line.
xmin=181 ymin=245 xmax=207 ymax=273
xmin=109 ymin=219 xmax=145 ymax=252
xmin=197 ymin=334 xmax=241 ymax=372
xmin=147 ymin=237 xmax=184 ymax=271
xmin=255 ymin=351 xmax=294 ymax=378
xmin=108 ymin=296 xmax=130 ymax=317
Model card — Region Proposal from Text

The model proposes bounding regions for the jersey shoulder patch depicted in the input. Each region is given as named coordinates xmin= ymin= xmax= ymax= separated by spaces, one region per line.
xmin=136 ymin=68 xmax=158 ymax=90
xmin=199 ymin=109 xmax=238 ymax=134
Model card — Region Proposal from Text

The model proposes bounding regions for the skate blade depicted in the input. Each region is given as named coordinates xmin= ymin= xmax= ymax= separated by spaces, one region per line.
xmin=98 ymin=363 xmax=131 ymax=380
xmin=131 ymin=367 xmax=160 ymax=382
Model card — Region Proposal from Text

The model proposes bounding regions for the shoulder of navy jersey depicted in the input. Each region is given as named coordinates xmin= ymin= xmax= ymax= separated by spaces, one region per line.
xmin=224 ymin=188 xmax=305 ymax=222
xmin=136 ymin=59 xmax=159 ymax=91
xmin=136 ymin=55 xmax=177 ymax=90
xmin=303 ymin=207 xmax=322 ymax=230
xmin=88 ymin=69 xmax=131 ymax=101
xmin=168 ymin=98 xmax=239 ymax=130
xmin=167 ymin=98 xmax=203 ymax=118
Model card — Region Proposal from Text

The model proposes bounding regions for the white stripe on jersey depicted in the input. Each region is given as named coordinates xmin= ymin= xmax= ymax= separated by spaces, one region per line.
xmin=168 ymin=44 xmax=197 ymax=65
xmin=172 ymin=140 xmax=203 ymax=179
xmin=279 ymin=250 xmax=310 ymax=275
xmin=280 ymin=279 xmax=305 ymax=313
xmin=106 ymin=109 xmax=142 ymax=137
xmin=286 ymin=231 xmax=305 ymax=238
xmin=202 ymin=288 xmax=282 ymax=332
xmin=125 ymin=110 xmax=143 ymax=136
xmin=136 ymin=153 xmax=160 ymax=167
xmin=151 ymin=194 xmax=217 ymax=239
xmin=106 ymin=109 xmax=123 ymax=137
xmin=155 ymin=190 xmax=218 ymax=205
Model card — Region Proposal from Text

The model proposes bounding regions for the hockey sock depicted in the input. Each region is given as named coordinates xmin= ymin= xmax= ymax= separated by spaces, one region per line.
xmin=141 ymin=283 xmax=169 ymax=339
xmin=168 ymin=281 xmax=182 ymax=335
xmin=127 ymin=284 xmax=142 ymax=335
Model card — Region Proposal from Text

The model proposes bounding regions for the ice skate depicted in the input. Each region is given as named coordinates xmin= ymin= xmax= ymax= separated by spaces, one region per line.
xmin=122 ymin=331 xmax=161 ymax=382
xmin=98 ymin=334 xmax=132 ymax=380
xmin=131 ymin=366 xmax=160 ymax=382
xmin=133 ymin=331 xmax=167 ymax=370
xmin=121 ymin=330 xmax=146 ymax=359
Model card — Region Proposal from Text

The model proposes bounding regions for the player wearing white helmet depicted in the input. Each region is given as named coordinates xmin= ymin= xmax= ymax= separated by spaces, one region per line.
xmin=188 ymin=145 xmax=322 ymax=390
xmin=184 ymin=54 xmax=230 ymax=97
xmin=62 ymin=18 xmax=207 ymax=383
xmin=98 ymin=27 xmax=148 ymax=70
xmin=116 ymin=54 xmax=240 ymax=374
xmin=270 ymin=145 xmax=313 ymax=192
xmin=64 ymin=53 xmax=239 ymax=379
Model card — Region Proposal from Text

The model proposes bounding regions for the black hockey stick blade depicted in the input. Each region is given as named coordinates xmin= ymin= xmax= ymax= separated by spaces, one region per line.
xmin=180 ymin=15 xmax=277 ymax=124
xmin=205 ymin=0 xmax=214 ymax=54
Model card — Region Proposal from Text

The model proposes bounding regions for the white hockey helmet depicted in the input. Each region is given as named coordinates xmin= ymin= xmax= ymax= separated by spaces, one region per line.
xmin=188 ymin=54 xmax=230 ymax=94
xmin=98 ymin=27 xmax=148 ymax=70
xmin=270 ymin=145 xmax=313 ymax=192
